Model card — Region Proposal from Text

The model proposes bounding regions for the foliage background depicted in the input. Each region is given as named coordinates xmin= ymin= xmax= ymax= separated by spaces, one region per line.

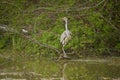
xmin=0 ymin=0 xmax=120 ymax=57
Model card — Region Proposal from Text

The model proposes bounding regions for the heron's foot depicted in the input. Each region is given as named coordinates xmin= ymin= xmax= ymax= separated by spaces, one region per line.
xmin=63 ymin=55 xmax=71 ymax=59
xmin=54 ymin=54 xmax=71 ymax=61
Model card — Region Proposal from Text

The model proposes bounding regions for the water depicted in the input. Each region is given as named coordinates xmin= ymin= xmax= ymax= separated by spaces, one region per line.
xmin=0 ymin=54 xmax=120 ymax=80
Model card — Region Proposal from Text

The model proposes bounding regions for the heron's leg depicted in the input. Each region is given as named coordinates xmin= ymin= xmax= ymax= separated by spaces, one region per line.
xmin=62 ymin=46 xmax=67 ymax=57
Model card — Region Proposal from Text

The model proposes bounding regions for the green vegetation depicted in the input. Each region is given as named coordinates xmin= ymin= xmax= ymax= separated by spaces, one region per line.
xmin=0 ymin=0 xmax=120 ymax=57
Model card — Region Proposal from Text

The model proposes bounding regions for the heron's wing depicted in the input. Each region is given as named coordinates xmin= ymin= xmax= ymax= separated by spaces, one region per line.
xmin=67 ymin=30 xmax=72 ymax=35
xmin=60 ymin=31 xmax=66 ymax=43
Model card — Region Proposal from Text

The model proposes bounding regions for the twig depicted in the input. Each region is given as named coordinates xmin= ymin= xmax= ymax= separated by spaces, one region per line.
xmin=94 ymin=0 xmax=105 ymax=8
xmin=100 ymin=15 xmax=118 ymax=30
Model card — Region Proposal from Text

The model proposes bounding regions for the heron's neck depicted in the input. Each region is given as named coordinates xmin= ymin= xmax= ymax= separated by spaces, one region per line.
xmin=65 ymin=20 xmax=68 ymax=31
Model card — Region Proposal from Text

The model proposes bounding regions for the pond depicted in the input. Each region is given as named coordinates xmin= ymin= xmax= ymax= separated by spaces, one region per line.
xmin=0 ymin=53 xmax=120 ymax=80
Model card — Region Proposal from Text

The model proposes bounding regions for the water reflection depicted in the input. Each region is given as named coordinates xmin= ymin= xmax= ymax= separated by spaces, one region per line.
xmin=0 ymin=56 xmax=120 ymax=80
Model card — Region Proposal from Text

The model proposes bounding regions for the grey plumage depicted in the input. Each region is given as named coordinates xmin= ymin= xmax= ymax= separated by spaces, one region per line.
xmin=60 ymin=17 xmax=72 ymax=58
xmin=60 ymin=30 xmax=71 ymax=46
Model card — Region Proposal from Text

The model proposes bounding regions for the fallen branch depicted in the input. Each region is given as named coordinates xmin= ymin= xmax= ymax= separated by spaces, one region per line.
xmin=0 ymin=25 xmax=60 ymax=54
xmin=69 ymin=59 xmax=108 ymax=63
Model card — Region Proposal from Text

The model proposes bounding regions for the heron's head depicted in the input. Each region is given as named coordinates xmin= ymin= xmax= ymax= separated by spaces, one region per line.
xmin=62 ymin=17 xmax=68 ymax=21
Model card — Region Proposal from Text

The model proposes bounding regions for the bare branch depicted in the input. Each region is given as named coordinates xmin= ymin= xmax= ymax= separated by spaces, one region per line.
xmin=0 ymin=25 xmax=60 ymax=54
xmin=0 ymin=1 xmax=22 ymax=12
xmin=30 ymin=0 xmax=105 ymax=13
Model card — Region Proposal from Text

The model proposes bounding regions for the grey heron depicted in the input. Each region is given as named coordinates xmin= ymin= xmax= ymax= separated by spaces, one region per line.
xmin=60 ymin=17 xmax=72 ymax=58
